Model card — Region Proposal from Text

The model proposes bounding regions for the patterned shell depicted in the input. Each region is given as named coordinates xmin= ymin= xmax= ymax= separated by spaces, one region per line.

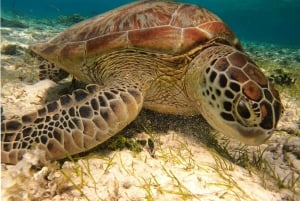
xmin=32 ymin=1 xmax=240 ymax=67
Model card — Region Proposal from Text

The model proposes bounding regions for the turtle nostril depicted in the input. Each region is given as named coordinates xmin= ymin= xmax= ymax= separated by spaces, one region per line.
xmin=267 ymin=130 xmax=274 ymax=135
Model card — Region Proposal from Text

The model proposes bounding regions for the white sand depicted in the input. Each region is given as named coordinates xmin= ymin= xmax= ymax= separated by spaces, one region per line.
xmin=1 ymin=80 xmax=283 ymax=201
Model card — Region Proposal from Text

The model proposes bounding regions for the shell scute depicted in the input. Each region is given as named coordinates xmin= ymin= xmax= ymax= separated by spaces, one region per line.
xmin=128 ymin=26 xmax=181 ymax=53
xmin=182 ymin=28 xmax=210 ymax=51
xmin=102 ymin=1 xmax=177 ymax=33
xmin=86 ymin=32 xmax=128 ymax=57
xmin=31 ymin=1 xmax=238 ymax=73
xmin=198 ymin=21 xmax=234 ymax=39
xmin=60 ymin=42 xmax=85 ymax=66
xmin=171 ymin=4 xmax=220 ymax=27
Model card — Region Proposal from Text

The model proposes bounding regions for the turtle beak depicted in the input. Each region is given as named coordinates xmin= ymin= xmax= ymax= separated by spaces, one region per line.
xmin=233 ymin=125 xmax=273 ymax=145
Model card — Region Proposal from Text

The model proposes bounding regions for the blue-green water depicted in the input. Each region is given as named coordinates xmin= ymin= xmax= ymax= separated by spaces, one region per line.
xmin=1 ymin=0 xmax=300 ymax=48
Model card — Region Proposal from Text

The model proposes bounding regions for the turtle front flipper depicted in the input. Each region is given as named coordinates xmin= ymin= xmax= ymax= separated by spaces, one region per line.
xmin=1 ymin=84 xmax=143 ymax=164
xmin=39 ymin=61 xmax=69 ymax=82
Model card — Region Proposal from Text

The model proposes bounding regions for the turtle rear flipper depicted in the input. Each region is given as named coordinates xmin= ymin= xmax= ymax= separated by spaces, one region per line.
xmin=39 ymin=61 xmax=69 ymax=82
xmin=1 ymin=84 xmax=143 ymax=164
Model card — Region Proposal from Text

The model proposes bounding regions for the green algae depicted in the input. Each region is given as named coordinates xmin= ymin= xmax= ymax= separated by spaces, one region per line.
xmin=1 ymin=17 xmax=29 ymax=28
xmin=256 ymin=59 xmax=300 ymax=100
xmin=244 ymin=43 xmax=300 ymax=101
xmin=107 ymin=135 xmax=143 ymax=153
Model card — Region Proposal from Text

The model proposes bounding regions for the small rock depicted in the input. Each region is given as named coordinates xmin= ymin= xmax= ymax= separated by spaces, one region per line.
xmin=56 ymin=14 xmax=85 ymax=26
xmin=1 ymin=17 xmax=28 ymax=28
xmin=295 ymin=55 xmax=300 ymax=63
xmin=1 ymin=44 xmax=17 ymax=55
xmin=283 ymin=136 xmax=300 ymax=158
xmin=286 ymin=153 xmax=300 ymax=171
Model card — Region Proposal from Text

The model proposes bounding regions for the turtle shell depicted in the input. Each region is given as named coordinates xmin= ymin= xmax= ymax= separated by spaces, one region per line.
xmin=32 ymin=1 xmax=240 ymax=71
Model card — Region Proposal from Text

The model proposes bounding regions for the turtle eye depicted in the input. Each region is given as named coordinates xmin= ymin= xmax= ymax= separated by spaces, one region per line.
xmin=237 ymin=100 xmax=251 ymax=119
xmin=234 ymin=95 xmax=261 ymax=127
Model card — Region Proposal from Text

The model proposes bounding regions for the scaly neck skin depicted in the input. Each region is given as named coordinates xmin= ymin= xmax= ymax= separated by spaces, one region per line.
xmin=185 ymin=45 xmax=233 ymax=108
xmin=185 ymin=46 xmax=220 ymax=131
xmin=185 ymin=45 xmax=232 ymax=138
xmin=85 ymin=49 xmax=197 ymax=115
xmin=85 ymin=49 xmax=160 ymax=89
xmin=185 ymin=52 xmax=231 ymax=134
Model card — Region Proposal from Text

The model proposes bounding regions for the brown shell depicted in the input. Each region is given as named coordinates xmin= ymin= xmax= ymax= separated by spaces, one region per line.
xmin=31 ymin=1 xmax=238 ymax=68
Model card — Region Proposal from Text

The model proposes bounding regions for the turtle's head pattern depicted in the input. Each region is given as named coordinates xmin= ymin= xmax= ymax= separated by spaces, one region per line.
xmin=187 ymin=45 xmax=283 ymax=145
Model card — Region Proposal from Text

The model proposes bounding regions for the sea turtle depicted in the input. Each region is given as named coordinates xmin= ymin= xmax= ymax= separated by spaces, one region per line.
xmin=1 ymin=0 xmax=282 ymax=164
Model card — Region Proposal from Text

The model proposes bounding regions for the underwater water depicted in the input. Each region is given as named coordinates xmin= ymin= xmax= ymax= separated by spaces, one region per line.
xmin=1 ymin=0 xmax=300 ymax=48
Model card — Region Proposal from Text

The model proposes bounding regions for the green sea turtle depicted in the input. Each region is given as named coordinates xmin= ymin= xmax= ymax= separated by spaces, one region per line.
xmin=1 ymin=1 xmax=282 ymax=164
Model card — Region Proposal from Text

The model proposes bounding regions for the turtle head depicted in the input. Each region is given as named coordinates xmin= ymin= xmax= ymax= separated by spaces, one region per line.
xmin=186 ymin=45 xmax=283 ymax=145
